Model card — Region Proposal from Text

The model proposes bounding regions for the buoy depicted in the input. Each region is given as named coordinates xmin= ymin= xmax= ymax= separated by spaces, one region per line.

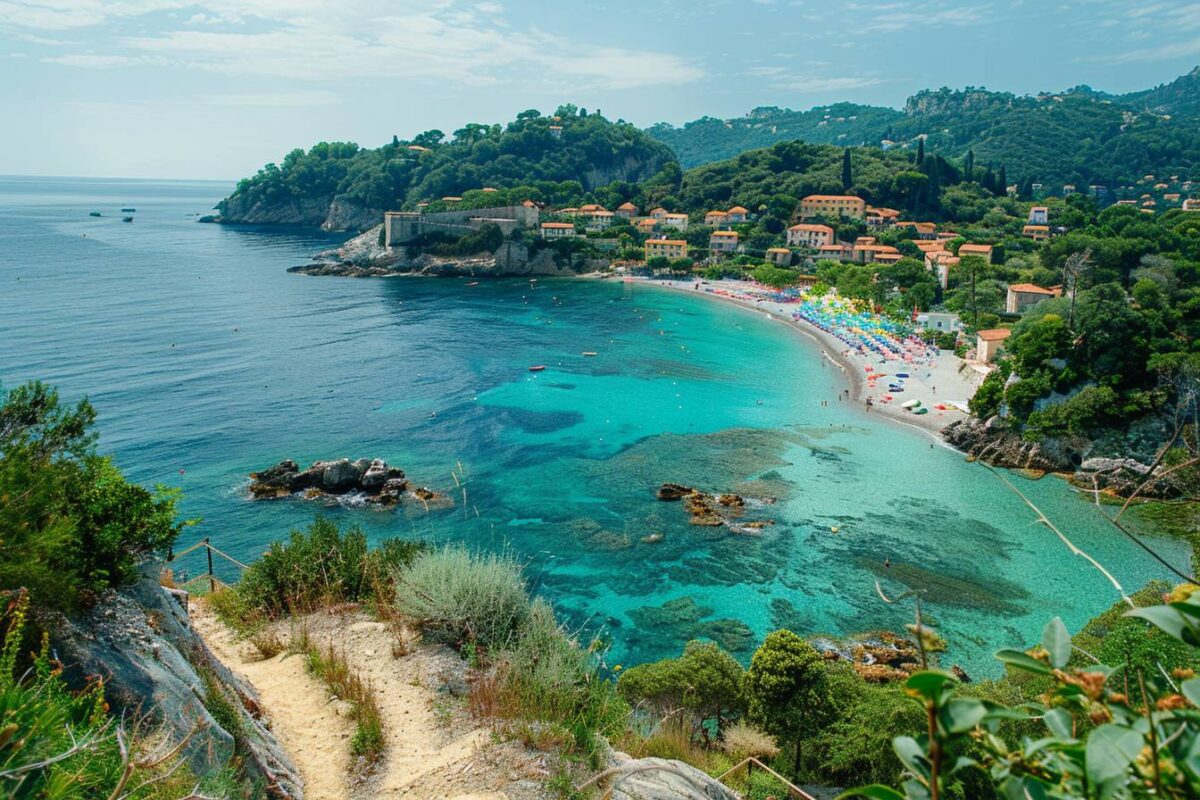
xmin=830 ymin=526 xmax=840 ymax=533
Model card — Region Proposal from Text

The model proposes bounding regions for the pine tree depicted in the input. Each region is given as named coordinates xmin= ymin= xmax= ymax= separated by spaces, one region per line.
xmin=841 ymin=148 xmax=853 ymax=190
xmin=924 ymin=156 xmax=941 ymax=211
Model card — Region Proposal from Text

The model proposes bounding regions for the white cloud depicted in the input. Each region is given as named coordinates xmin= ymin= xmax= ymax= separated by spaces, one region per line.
xmin=196 ymin=90 xmax=340 ymax=107
xmin=12 ymin=0 xmax=702 ymax=90
xmin=43 ymin=52 xmax=143 ymax=67
xmin=776 ymin=76 xmax=887 ymax=92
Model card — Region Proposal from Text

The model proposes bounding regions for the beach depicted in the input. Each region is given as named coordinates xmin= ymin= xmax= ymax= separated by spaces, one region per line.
xmin=618 ymin=276 xmax=983 ymax=437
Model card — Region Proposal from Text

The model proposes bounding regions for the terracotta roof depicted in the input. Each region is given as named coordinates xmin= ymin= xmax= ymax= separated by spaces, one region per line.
xmin=977 ymin=329 xmax=1012 ymax=341
xmin=711 ymin=230 xmax=739 ymax=238
xmin=1022 ymin=225 xmax=1050 ymax=232
xmin=818 ymin=244 xmax=845 ymax=251
xmin=646 ymin=239 xmax=687 ymax=247
xmin=803 ymin=194 xmax=864 ymax=202
xmin=441 ymin=196 xmax=462 ymax=201
xmin=959 ymin=244 xmax=993 ymax=254
xmin=766 ymin=247 xmax=790 ymax=253
xmin=1008 ymin=283 xmax=1057 ymax=295
xmin=788 ymin=224 xmax=834 ymax=233
xmin=706 ymin=210 xmax=728 ymax=217
xmin=727 ymin=206 xmax=749 ymax=213
xmin=541 ymin=222 xmax=575 ymax=229
xmin=618 ymin=202 xmax=638 ymax=210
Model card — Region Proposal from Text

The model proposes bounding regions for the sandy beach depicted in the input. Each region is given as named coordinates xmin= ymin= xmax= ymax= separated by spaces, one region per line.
xmin=618 ymin=276 xmax=983 ymax=438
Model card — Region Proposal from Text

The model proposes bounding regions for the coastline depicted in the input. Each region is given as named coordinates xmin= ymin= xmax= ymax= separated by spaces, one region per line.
xmin=616 ymin=276 xmax=980 ymax=438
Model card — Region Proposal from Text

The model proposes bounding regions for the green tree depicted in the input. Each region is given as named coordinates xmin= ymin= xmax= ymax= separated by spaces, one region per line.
xmin=745 ymin=630 xmax=829 ymax=776
xmin=842 ymin=148 xmax=853 ymax=190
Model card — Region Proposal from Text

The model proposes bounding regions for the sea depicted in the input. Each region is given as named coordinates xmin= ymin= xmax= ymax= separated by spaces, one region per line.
xmin=0 ymin=175 xmax=1189 ymax=675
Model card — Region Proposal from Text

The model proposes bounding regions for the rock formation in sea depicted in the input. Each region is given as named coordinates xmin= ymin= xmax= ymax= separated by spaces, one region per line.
xmin=249 ymin=457 xmax=451 ymax=508
xmin=656 ymin=483 xmax=774 ymax=533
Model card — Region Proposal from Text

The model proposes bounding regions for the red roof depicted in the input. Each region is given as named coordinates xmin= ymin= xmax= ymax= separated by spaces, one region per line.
xmin=977 ymin=329 xmax=1012 ymax=342
xmin=1008 ymin=283 xmax=1057 ymax=295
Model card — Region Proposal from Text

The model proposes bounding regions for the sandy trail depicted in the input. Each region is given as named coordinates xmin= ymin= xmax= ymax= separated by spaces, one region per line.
xmin=192 ymin=603 xmax=551 ymax=800
xmin=191 ymin=602 xmax=353 ymax=800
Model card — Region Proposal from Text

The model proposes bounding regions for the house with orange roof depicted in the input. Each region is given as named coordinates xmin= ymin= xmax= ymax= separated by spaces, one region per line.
xmin=958 ymin=244 xmax=994 ymax=264
xmin=650 ymin=207 xmax=669 ymax=221
xmin=786 ymin=223 xmax=835 ymax=248
xmin=865 ymin=207 xmax=901 ymax=227
xmin=765 ymin=247 xmax=792 ymax=266
xmin=975 ymin=329 xmax=1011 ymax=364
xmin=616 ymin=202 xmax=639 ymax=219
xmin=852 ymin=243 xmax=902 ymax=264
xmin=727 ymin=205 xmax=749 ymax=223
xmin=1006 ymin=283 xmax=1062 ymax=314
xmin=540 ymin=222 xmax=577 ymax=239
xmin=799 ymin=194 xmax=866 ymax=220
xmin=1028 ymin=206 xmax=1049 ymax=225
xmin=644 ymin=238 xmax=688 ymax=261
xmin=925 ymin=251 xmax=958 ymax=289
xmin=585 ymin=210 xmax=615 ymax=231
xmin=548 ymin=125 xmax=563 ymax=138
xmin=1022 ymin=225 xmax=1050 ymax=241
xmin=709 ymin=230 xmax=739 ymax=254
xmin=1185 ymin=199 xmax=1200 ymax=211
xmin=815 ymin=244 xmax=848 ymax=261
xmin=705 ymin=210 xmax=729 ymax=227
xmin=894 ymin=221 xmax=937 ymax=239
xmin=1165 ymin=193 xmax=1182 ymax=203
xmin=663 ymin=213 xmax=689 ymax=231
xmin=441 ymin=196 xmax=462 ymax=203
xmin=635 ymin=218 xmax=658 ymax=233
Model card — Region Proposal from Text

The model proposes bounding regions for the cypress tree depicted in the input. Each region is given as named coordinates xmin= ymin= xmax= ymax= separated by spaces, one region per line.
xmin=924 ymin=156 xmax=941 ymax=210
xmin=964 ymin=149 xmax=975 ymax=182
xmin=392 ymin=135 xmax=400 ymax=148
xmin=841 ymin=148 xmax=853 ymax=190
xmin=916 ymin=137 xmax=925 ymax=166
xmin=997 ymin=165 xmax=1008 ymax=197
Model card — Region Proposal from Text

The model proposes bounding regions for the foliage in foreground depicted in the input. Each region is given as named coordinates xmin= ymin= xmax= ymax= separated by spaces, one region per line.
xmin=0 ymin=592 xmax=205 ymax=800
xmin=0 ymin=381 xmax=186 ymax=610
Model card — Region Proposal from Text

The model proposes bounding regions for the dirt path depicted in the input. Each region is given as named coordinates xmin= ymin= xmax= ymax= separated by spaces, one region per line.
xmin=191 ymin=602 xmax=353 ymax=800
xmin=192 ymin=602 xmax=552 ymax=800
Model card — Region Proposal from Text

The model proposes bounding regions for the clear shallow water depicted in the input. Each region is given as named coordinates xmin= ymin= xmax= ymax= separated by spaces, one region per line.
xmin=0 ymin=176 xmax=1189 ymax=675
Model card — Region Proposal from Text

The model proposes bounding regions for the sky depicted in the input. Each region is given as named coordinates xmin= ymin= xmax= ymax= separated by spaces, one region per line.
xmin=1 ymin=0 xmax=1199 ymax=180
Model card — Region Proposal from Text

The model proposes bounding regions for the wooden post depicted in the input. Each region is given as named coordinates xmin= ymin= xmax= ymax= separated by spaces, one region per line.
xmin=205 ymin=537 xmax=215 ymax=593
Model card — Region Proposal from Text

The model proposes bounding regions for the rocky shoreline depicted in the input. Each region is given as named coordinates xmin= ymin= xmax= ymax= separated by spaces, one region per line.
xmin=249 ymin=458 xmax=452 ymax=508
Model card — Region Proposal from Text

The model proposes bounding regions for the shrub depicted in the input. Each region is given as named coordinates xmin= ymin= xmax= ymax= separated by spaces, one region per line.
xmin=234 ymin=517 xmax=424 ymax=620
xmin=392 ymin=546 xmax=531 ymax=651
xmin=720 ymin=720 xmax=779 ymax=761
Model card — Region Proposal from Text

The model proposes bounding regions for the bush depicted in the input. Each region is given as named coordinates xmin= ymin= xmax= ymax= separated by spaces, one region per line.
xmin=233 ymin=517 xmax=425 ymax=621
xmin=720 ymin=720 xmax=779 ymax=761
xmin=392 ymin=546 xmax=531 ymax=651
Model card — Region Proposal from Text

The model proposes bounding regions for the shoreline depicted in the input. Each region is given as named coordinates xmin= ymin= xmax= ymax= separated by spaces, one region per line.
xmin=615 ymin=276 xmax=979 ymax=439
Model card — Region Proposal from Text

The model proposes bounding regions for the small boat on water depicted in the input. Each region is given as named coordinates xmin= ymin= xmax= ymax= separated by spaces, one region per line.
xmin=913 ymin=407 xmax=930 ymax=415
xmin=581 ymin=351 xmax=598 ymax=357
xmin=466 ymin=281 xmax=479 ymax=286
xmin=528 ymin=365 xmax=546 ymax=372
xmin=122 ymin=216 xmax=134 ymax=223
xmin=89 ymin=211 xmax=101 ymax=217
xmin=888 ymin=384 xmax=904 ymax=392
xmin=121 ymin=207 xmax=136 ymax=212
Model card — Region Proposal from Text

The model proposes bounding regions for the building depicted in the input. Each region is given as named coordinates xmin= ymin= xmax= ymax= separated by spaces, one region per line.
xmin=649 ymin=207 xmax=669 ymax=221
xmin=1006 ymin=283 xmax=1062 ymax=314
xmin=958 ymin=244 xmax=994 ymax=264
xmin=663 ymin=213 xmax=689 ymax=231
xmin=1184 ymin=199 xmax=1200 ymax=211
xmin=704 ymin=210 xmax=729 ymax=227
xmin=585 ymin=210 xmax=614 ymax=231
xmin=925 ymin=251 xmax=958 ymax=289
xmin=853 ymin=243 xmax=902 ymax=264
xmin=816 ymin=244 xmax=848 ymax=261
xmin=727 ymin=206 xmax=749 ymax=223
xmin=1063 ymin=184 xmax=1077 ymax=196
xmin=1028 ymin=206 xmax=1049 ymax=225
xmin=916 ymin=312 xmax=963 ymax=334
xmin=540 ymin=222 xmax=576 ymax=239
xmin=709 ymin=230 xmax=739 ymax=254
xmin=1022 ymin=225 xmax=1050 ymax=241
xmin=975 ymin=329 xmax=1011 ymax=364
xmin=799 ymin=194 xmax=866 ymax=220
xmin=644 ymin=238 xmax=688 ymax=261
xmin=895 ymin=221 xmax=937 ymax=239
xmin=384 ymin=204 xmax=539 ymax=247
xmin=786 ymin=223 xmax=835 ymax=248
xmin=865 ymin=207 xmax=901 ymax=227
xmin=765 ymin=247 xmax=792 ymax=266
xmin=1165 ymin=193 xmax=1182 ymax=203
xmin=635 ymin=218 xmax=658 ymax=233
xmin=548 ymin=125 xmax=563 ymax=138
xmin=616 ymin=202 xmax=639 ymax=219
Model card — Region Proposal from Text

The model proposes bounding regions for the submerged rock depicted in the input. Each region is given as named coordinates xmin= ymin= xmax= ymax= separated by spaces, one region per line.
xmin=248 ymin=457 xmax=449 ymax=509
xmin=656 ymin=482 xmax=695 ymax=501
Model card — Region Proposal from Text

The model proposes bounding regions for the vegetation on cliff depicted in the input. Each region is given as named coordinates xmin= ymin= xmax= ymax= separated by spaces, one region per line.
xmin=647 ymin=67 xmax=1200 ymax=187
xmin=216 ymin=108 xmax=677 ymax=230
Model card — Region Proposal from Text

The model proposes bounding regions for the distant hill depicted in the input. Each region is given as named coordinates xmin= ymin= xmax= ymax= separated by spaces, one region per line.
xmin=647 ymin=68 xmax=1200 ymax=186
xmin=215 ymin=109 xmax=677 ymax=231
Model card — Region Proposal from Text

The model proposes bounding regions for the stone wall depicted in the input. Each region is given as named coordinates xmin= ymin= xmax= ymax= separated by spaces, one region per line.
xmin=385 ymin=205 xmax=539 ymax=246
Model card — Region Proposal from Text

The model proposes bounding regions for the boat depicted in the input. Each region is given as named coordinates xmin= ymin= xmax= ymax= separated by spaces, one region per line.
xmin=913 ymin=407 xmax=930 ymax=415
xmin=895 ymin=372 xmax=910 ymax=378
xmin=528 ymin=365 xmax=546 ymax=372
xmin=121 ymin=207 xmax=136 ymax=212
xmin=122 ymin=216 xmax=134 ymax=223
xmin=89 ymin=211 xmax=101 ymax=217
xmin=901 ymin=399 xmax=922 ymax=410
xmin=581 ymin=351 xmax=598 ymax=357
xmin=466 ymin=281 xmax=479 ymax=287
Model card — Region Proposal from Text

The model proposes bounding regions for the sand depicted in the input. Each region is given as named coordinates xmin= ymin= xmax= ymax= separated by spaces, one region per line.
xmin=191 ymin=602 xmax=553 ymax=800
xmin=619 ymin=276 xmax=984 ymax=439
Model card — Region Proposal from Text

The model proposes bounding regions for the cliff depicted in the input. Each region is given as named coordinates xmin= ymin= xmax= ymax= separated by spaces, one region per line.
xmin=49 ymin=566 xmax=303 ymax=796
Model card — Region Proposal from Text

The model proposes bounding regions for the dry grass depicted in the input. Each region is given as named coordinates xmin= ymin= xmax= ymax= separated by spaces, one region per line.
xmin=719 ymin=720 xmax=780 ymax=761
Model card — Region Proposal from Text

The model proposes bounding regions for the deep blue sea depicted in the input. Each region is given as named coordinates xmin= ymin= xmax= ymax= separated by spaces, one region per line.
xmin=0 ymin=176 xmax=1189 ymax=674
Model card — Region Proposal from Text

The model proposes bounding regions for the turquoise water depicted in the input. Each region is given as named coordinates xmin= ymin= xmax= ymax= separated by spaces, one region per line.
xmin=0 ymin=176 xmax=1189 ymax=675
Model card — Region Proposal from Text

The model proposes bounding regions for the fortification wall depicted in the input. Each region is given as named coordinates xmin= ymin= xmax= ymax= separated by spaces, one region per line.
xmin=385 ymin=205 xmax=537 ymax=247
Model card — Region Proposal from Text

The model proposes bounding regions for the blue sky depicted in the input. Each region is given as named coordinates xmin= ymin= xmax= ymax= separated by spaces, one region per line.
xmin=1 ymin=0 xmax=1198 ymax=180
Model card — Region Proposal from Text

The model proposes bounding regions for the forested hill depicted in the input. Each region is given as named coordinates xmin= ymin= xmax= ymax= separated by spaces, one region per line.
xmin=213 ymin=107 xmax=678 ymax=231
xmin=647 ymin=68 xmax=1200 ymax=186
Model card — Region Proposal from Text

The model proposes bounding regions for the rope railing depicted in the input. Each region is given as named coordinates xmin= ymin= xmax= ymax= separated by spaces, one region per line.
xmin=167 ymin=538 xmax=248 ymax=593
xmin=716 ymin=757 xmax=820 ymax=800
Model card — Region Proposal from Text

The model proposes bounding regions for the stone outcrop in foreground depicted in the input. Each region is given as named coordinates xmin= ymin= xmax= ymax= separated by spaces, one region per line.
xmin=249 ymin=458 xmax=451 ymax=508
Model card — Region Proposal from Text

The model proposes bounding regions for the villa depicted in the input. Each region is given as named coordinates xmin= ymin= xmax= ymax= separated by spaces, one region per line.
xmin=958 ymin=244 xmax=994 ymax=264
xmin=585 ymin=210 xmax=614 ymax=231
xmin=1023 ymin=225 xmax=1050 ymax=241
xmin=786 ymin=223 xmax=835 ymax=248
xmin=865 ymin=207 xmax=901 ymax=227
xmin=976 ymin=329 xmax=1011 ymax=364
xmin=917 ymin=312 xmax=963 ymax=334
xmin=650 ymin=207 xmax=669 ymax=221
xmin=1185 ymin=199 xmax=1200 ymax=211
xmin=1006 ymin=283 xmax=1062 ymax=314
xmin=727 ymin=206 xmax=749 ymax=223
xmin=1028 ymin=206 xmax=1049 ymax=225
xmin=635 ymin=218 xmax=658 ymax=233
xmin=663 ymin=213 xmax=689 ymax=231
xmin=616 ymin=202 xmax=638 ymax=219
xmin=705 ymin=210 xmax=729 ymax=227
xmin=799 ymin=194 xmax=866 ymax=220
xmin=644 ymin=238 xmax=688 ymax=261
xmin=540 ymin=222 xmax=576 ymax=239
xmin=709 ymin=230 xmax=739 ymax=254
xmin=765 ymin=247 xmax=792 ymax=266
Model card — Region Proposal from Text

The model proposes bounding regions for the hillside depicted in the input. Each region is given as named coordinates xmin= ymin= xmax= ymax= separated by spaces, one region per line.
xmin=214 ymin=108 xmax=677 ymax=231
xmin=647 ymin=68 xmax=1200 ymax=186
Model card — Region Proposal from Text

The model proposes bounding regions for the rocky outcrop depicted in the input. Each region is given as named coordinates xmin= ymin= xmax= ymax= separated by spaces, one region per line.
xmin=249 ymin=458 xmax=451 ymax=508
xmin=603 ymin=754 xmax=739 ymax=800
xmin=205 ymin=194 xmax=333 ymax=228
xmin=320 ymin=198 xmax=380 ymax=232
xmin=656 ymin=484 xmax=774 ymax=533
xmin=49 ymin=568 xmax=302 ymax=797
xmin=942 ymin=416 xmax=1180 ymax=498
